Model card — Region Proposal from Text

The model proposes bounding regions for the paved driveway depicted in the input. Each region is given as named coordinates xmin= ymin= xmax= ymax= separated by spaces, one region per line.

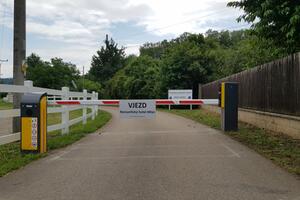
xmin=0 ymin=107 xmax=299 ymax=200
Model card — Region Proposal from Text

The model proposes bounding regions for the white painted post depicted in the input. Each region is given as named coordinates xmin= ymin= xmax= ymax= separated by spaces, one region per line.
xmin=24 ymin=80 xmax=33 ymax=87
xmin=95 ymin=92 xmax=99 ymax=116
xmin=92 ymin=91 xmax=96 ymax=120
xmin=61 ymin=87 xmax=70 ymax=134
xmin=83 ymin=89 xmax=87 ymax=125
xmin=190 ymin=104 xmax=192 ymax=110
xmin=169 ymin=105 xmax=171 ymax=110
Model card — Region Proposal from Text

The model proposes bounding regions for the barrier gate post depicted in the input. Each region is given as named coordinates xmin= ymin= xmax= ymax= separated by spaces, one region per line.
xmin=21 ymin=93 xmax=47 ymax=154
xmin=220 ymin=82 xmax=238 ymax=131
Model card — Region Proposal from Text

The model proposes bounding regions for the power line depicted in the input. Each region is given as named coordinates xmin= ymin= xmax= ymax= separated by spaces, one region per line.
xmin=119 ymin=8 xmax=230 ymax=41
xmin=118 ymin=8 xmax=250 ymax=48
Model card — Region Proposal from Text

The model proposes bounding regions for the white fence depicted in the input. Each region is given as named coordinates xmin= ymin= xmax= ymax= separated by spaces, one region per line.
xmin=0 ymin=80 xmax=99 ymax=145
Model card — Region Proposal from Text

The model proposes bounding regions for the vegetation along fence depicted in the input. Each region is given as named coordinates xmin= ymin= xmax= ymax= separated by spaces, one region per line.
xmin=201 ymin=52 xmax=300 ymax=117
xmin=0 ymin=80 xmax=99 ymax=145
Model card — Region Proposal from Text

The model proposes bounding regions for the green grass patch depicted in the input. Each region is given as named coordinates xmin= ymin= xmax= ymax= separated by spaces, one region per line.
xmin=0 ymin=99 xmax=13 ymax=110
xmin=47 ymin=107 xmax=92 ymax=126
xmin=165 ymin=109 xmax=300 ymax=176
xmin=0 ymin=110 xmax=112 ymax=177
xmin=47 ymin=110 xmax=111 ymax=150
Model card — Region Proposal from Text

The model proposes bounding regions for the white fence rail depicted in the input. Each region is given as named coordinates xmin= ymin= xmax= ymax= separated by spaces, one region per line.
xmin=0 ymin=80 xmax=99 ymax=146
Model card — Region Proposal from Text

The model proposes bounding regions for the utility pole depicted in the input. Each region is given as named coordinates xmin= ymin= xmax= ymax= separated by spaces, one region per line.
xmin=13 ymin=0 xmax=26 ymax=133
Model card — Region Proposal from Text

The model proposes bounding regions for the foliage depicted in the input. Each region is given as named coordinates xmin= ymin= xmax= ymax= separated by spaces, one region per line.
xmin=160 ymin=33 xmax=216 ymax=96
xmin=74 ymin=79 xmax=103 ymax=95
xmin=137 ymin=30 xmax=283 ymax=98
xmin=107 ymin=55 xmax=162 ymax=99
xmin=228 ymin=0 xmax=300 ymax=53
xmin=26 ymin=54 xmax=80 ymax=89
xmin=89 ymin=36 xmax=125 ymax=84
xmin=207 ymin=30 xmax=285 ymax=79
xmin=0 ymin=99 xmax=12 ymax=110
xmin=140 ymin=40 xmax=171 ymax=59
xmin=26 ymin=27 xmax=287 ymax=100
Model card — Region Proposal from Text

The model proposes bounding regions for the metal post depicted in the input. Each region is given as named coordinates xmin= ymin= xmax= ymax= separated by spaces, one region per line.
xmin=220 ymin=82 xmax=239 ymax=131
xmin=13 ymin=0 xmax=26 ymax=133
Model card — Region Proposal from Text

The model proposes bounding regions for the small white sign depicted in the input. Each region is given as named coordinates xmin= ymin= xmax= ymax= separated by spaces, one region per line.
xmin=168 ymin=89 xmax=193 ymax=100
xmin=120 ymin=100 xmax=156 ymax=118
xmin=31 ymin=118 xmax=38 ymax=148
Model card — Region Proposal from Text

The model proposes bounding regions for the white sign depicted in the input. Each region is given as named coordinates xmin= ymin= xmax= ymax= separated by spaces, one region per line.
xmin=31 ymin=118 xmax=38 ymax=148
xmin=168 ymin=90 xmax=193 ymax=99
xmin=120 ymin=100 xmax=156 ymax=118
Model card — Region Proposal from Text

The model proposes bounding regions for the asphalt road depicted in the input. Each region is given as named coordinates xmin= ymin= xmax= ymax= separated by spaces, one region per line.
xmin=0 ymin=107 xmax=299 ymax=200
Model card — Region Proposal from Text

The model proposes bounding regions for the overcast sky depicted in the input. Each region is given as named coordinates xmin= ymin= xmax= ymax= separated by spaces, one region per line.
xmin=0 ymin=0 xmax=248 ymax=78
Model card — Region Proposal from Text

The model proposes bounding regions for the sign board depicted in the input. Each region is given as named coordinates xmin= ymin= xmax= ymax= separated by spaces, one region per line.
xmin=120 ymin=100 xmax=156 ymax=118
xmin=168 ymin=90 xmax=193 ymax=99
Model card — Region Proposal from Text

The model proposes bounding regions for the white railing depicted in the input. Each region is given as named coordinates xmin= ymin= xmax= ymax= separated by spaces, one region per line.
xmin=0 ymin=80 xmax=99 ymax=145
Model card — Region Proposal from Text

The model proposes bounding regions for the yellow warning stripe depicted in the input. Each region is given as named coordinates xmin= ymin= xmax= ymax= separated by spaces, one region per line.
xmin=221 ymin=82 xmax=225 ymax=109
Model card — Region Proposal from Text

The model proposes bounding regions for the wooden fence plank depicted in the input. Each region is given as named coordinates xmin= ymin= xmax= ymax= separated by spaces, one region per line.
xmin=201 ymin=53 xmax=300 ymax=116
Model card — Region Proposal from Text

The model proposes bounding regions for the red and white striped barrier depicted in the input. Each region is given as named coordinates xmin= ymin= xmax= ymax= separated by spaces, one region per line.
xmin=48 ymin=99 xmax=219 ymax=106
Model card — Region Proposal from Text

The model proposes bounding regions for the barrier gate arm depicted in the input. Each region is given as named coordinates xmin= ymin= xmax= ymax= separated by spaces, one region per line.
xmin=48 ymin=99 xmax=219 ymax=106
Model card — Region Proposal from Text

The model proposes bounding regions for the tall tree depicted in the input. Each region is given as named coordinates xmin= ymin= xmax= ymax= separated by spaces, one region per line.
xmin=89 ymin=35 xmax=125 ymax=84
xmin=228 ymin=0 xmax=300 ymax=53
xmin=107 ymin=56 xmax=161 ymax=99
xmin=160 ymin=33 xmax=215 ymax=98
xmin=26 ymin=54 xmax=80 ymax=89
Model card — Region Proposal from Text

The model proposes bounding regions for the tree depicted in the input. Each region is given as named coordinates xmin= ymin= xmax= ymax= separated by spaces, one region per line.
xmin=160 ymin=33 xmax=215 ymax=97
xmin=89 ymin=35 xmax=125 ymax=84
xmin=74 ymin=79 xmax=103 ymax=96
xmin=140 ymin=40 xmax=170 ymax=59
xmin=107 ymin=56 xmax=161 ymax=99
xmin=26 ymin=54 xmax=80 ymax=89
xmin=206 ymin=30 xmax=284 ymax=79
xmin=96 ymin=30 xmax=285 ymax=99
xmin=228 ymin=0 xmax=300 ymax=53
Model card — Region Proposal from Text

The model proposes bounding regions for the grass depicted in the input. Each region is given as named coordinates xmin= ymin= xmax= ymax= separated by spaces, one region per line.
xmin=0 ymin=99 xmax=13 ymax=110
xmin=47 ymin=107 xmax=92 ymax=126
xmin=0 ymin=110 xmax=112 ymax=177
xmin=165 ymin=109 xmax=300 ymax=176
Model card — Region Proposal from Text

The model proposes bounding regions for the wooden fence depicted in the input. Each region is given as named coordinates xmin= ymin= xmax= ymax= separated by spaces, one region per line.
xmin=0 ymin=80 xmax=99 ymax=145
xmin=201 ymin=52 xmax=300 ymax=116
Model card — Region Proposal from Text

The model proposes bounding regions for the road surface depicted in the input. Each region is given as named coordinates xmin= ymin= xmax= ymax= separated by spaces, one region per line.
xmin=0 ymin=107 xmax=299 ymax=200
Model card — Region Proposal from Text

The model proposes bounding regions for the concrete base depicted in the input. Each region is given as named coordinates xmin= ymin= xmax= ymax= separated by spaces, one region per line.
xmin=202 ymin=105 xmax=300 ymax=139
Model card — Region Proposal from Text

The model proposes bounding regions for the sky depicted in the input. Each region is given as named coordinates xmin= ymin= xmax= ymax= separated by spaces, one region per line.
xmin=0 ymin=0 xmax=249 ymax=78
